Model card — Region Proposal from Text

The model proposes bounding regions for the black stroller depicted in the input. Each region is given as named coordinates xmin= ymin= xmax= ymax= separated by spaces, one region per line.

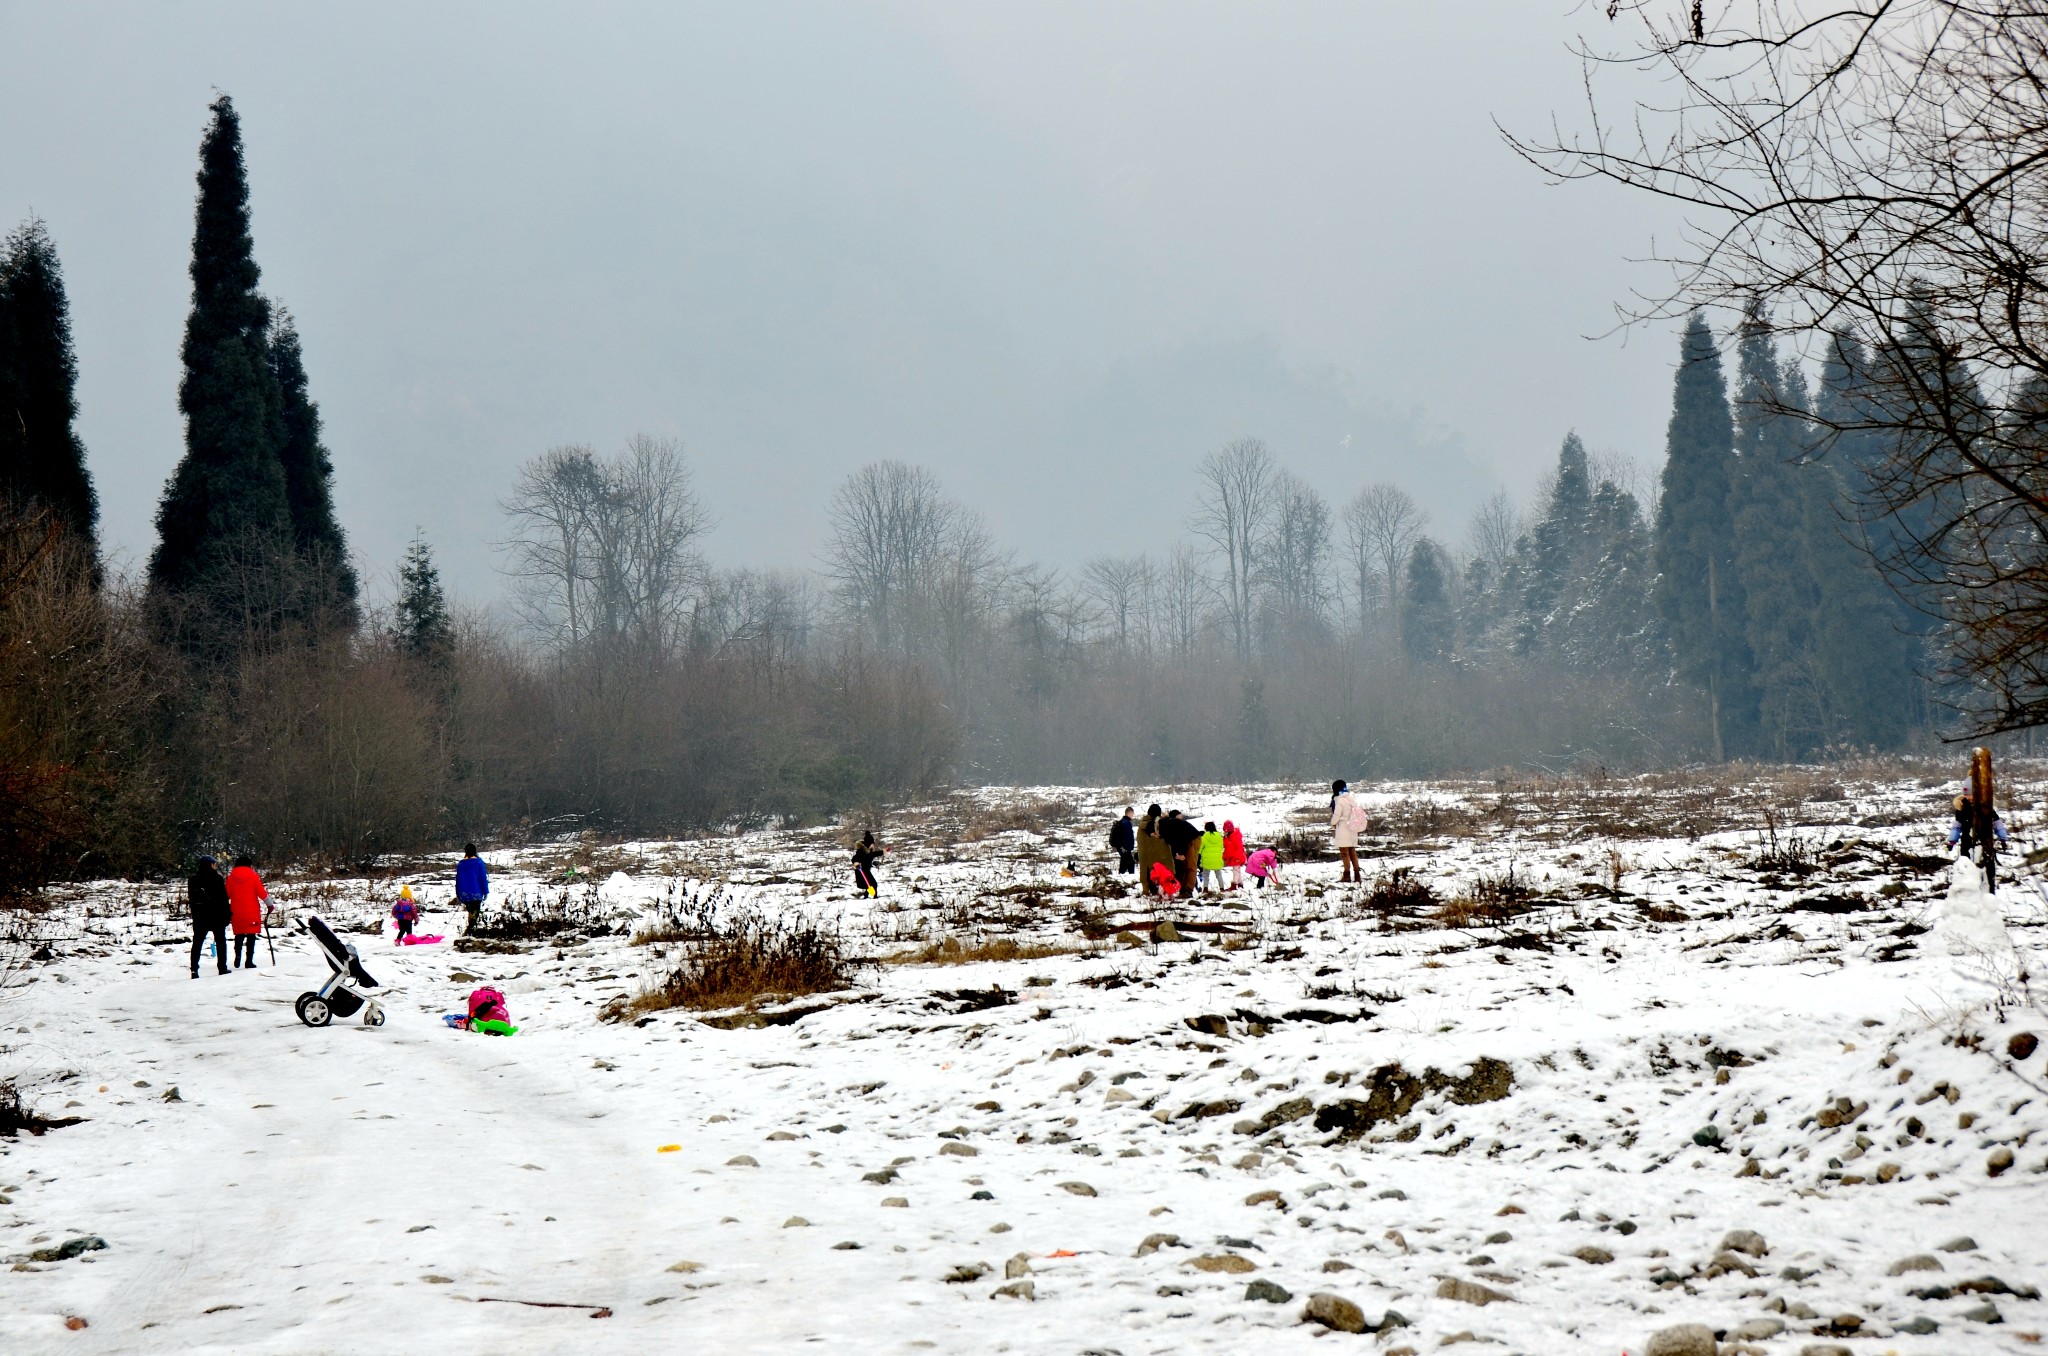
xmin=296 ymin=914 xmax=387 ymax=1028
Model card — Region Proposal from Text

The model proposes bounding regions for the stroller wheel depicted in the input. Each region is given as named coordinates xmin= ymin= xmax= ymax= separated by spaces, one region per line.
xmin=298 ymin=994 xmax=333 ymax=1028
xmin=362 ymin=1004 xmax=385 ymax=1028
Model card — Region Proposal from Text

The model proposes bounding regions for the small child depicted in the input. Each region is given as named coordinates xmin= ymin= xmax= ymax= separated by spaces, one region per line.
xmin=391 ymin=885 xmax=420 ymax=943
xmin=1221 ymin=820 xmax=1247 ymax=891
xmin=1197 ymin=821 xmax=1224 ymax=894
xmin=1149 ymin=860 xmax=1182 ymax=899
xmin=1245 ymin=846 xmax=1283 ymax=890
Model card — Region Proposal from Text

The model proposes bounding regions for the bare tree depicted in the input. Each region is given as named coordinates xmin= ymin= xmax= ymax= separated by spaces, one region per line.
xmin=1157 ymin=544 xmax=1212 ymax=664
xmin=1192 ymin=438 xmax=1277 ymax=661
xmin=1466 ymin=488 xmax=1521 ymax=574
xmin=824 ymin=460 xmax=964 ymax=656
xmin=497 ymin=437 xmax=706 ymax=656
xmin=1344 ymin=483 xmax=1426 ymax=636
xmin=1259 ymin=471 xmax=1334 ymax=639
xmin=1511 ymin=1 xmax=2048 ymax=729
xmin=1081 ymin=554 xmax=1154 ymax=655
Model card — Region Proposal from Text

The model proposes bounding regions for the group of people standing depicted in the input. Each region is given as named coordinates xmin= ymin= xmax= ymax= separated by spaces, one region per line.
xmin=1112 ymin=805 xmax=1282 ymax=897
xmin=185 ymin=855 xmax=270 ymax=977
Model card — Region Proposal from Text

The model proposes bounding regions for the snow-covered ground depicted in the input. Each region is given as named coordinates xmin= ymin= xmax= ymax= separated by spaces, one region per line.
xmin=2 ymin=770 xmax=2046 ymax=1354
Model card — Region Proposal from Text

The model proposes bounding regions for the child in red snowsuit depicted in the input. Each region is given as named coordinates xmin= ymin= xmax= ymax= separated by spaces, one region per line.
xmin=224 ymin=856 xmax=269 ymax=968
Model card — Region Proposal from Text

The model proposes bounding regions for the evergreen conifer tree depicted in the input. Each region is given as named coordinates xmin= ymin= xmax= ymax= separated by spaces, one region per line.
xmin=1516 ymin=432 xmax=1593 ymax=652
xmin=0 ymin=218 xmax=98 ymax=552
xmin=1653 ymin=313 xmax=1755 ymax=759
xmin=1809 ymin=328 xmax=1919 ymax=746
xmin=149 ymin=94 xmax=293 ymax=640
xmin=1729 ymin=309 xmax=1826 ymax=756
xmin=393 ymin=533 xmax=453 ymax=666
xmin=1402 ymin=537 xmax=1454 ymax=663
xmin=269 ymin=308 xmax=357 ymax=623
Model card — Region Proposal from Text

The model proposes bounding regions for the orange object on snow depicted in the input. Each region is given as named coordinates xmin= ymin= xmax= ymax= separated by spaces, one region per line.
xmin=1148 ymin=862 xmax=1181 ymax=898
xmin=1046 ymin=1249 xmax=1077 ymax=1258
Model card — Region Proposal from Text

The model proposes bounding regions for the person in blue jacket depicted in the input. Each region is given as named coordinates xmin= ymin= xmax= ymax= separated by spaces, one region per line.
xmin=456 ymin=843 xmax=490 ymax=933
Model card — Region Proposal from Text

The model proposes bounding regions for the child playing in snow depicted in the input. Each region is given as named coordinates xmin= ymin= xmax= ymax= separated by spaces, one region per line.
xmin=1221 ymin=821 xmax=1247 ymax=891
xmin=1148 ymin=861 xmax=1182 ymax=900
xmin=851 ymin=831 xmax=886 ymax=897
xmin=1197 ymin=822 xmax=1224 ymax=894
xmin=391 ymin=886 xmax=420 ymax=942
xmin=1245 ymin=847 xmax=1283 ymax=890
xmin=445 ymin=986 xmax=518 ymax=1035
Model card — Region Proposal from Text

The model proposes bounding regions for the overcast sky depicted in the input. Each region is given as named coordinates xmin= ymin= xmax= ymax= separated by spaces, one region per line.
xmin=0 ymin=1 xmax=1684 ymax=605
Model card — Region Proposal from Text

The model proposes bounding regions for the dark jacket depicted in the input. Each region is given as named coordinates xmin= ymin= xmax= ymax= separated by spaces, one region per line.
xmin=188 ymin=868 xmax=230 ymax=931
xmin=1109 ymin=815 xmax=1135 ymax=852
xmin=1157 ymin=814 xmax=1201 ymax=857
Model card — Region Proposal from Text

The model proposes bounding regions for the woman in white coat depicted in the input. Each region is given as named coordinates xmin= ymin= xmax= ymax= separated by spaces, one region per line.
xmin=1329 ymin=779 xmax=1366 ymax=883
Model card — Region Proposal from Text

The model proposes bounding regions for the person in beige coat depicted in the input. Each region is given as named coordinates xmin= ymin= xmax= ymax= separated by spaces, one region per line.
xmin=1329 ymin=779 xmax=1367 ymax=883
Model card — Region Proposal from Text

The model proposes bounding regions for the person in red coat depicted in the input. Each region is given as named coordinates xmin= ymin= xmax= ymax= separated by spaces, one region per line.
xmin=1221 ymin=820 xmax=1248 ymax=891
xmin=223 ymin=855 xmax=269 ymax=969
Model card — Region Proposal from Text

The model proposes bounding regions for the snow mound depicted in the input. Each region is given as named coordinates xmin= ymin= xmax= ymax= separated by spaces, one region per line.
xmin=598 ymin=869 xmax=635 ymax=902
xmin=1937 ymin=865 xmax=2014 ymax=960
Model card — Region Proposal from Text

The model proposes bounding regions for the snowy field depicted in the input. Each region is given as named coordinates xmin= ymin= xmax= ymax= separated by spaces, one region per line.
xmin=2 ymin=768 xmax=2046 ymax=1355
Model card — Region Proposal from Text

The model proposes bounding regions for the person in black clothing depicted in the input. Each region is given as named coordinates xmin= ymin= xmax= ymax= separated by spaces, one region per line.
xmin=852 ymin=831 xmax=886 ymax=897
xmin=1109 ymin=807 xmax=1137 ymax=874
xmin=1156 ymin=810 xmax=1202 ymax=897
xmin=188 ymin=855 xmax=231 ymax=979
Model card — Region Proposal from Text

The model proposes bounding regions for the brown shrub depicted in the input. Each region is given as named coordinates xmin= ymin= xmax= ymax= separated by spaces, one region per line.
xmin=885 ymin=935 xmax=1087 ymax=965
xmin=619 ymin=901 xmax=855 ymax=1015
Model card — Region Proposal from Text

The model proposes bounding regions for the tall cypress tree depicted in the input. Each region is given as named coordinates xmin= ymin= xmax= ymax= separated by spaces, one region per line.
xmin=0 ymin=218 xmax=98 ymax=553
xmin=1402 ymin=537 xmax=1454 ymax=662
xmin=269 ymin=308 xmax=357 ymax=623
xmin=149 ymin=94 xmax=292 ymax=634
xmin=1729 ymin=310 xmax=1825 ymax=757
xmin=1809 ymin=328 xmax=1919 ymax=746
xmin=1653 ymin=313 xmax=1755 ymax=760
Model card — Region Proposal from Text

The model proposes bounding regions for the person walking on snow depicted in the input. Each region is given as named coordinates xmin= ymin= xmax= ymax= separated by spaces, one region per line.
xmin=1221 ymin=821 xmax=1247 ymax=891
xmin=1330 ymin=780 xmax=1367 ymax=884
xmin=224 ymin=855 xmax=269 ymax=968
xmin=1198 ymin=821 xmax=1225 ymax=894
xmin=1109 ymin=807 xmax=1138 ymax=875
xmin=852 ymin=831 xmax=886 ymax=897
xmin=1136 ymin=805 xmax=1169 ymax=896
xmin=391 ymin=885 xmax=420 ymax=942
xmin=187 ymin=854 xmax=231 ymax=978
xmin=456 ymin=844 xmax=490 ymax=933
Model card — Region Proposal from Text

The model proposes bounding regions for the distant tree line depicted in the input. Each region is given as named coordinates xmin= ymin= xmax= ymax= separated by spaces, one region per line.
xmin=0 ymin=88 xmax=1995 ymax=897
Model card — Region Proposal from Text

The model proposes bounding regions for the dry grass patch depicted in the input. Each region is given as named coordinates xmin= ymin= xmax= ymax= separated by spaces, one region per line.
xmin=611 ymin=901 xmax=857 ymax=1017
xmin=886 ymin=935 xmax=1089 ymax=965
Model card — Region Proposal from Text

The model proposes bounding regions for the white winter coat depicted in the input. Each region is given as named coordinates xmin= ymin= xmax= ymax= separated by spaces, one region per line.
xmin=1330 ymin=791 xmax=1367 ymax=848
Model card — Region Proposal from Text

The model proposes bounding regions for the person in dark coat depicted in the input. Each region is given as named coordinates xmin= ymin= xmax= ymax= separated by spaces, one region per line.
xmin=1109 ymin=807 xmax=1137 ymax=874
xmin=852 ymin=831 xmax=886 ymax=897
xmin=1157 ymin=810 xmax=1203 ymax=897
xmin=1135 ymin=804 xmax=1169 ymax=895
xmin=188 ymin=855 xmax=231 ymax=979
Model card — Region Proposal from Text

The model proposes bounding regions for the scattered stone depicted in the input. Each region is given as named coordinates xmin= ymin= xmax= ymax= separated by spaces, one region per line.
xmin=1245 ymin=1279 xmax=1292 ymax=1303
xmin=1244 ymin=1190 xmax=1284 ymax=1209
xmin=943 ymin=1263 xmax=990 ymax=1283
xmin=1189 ymin=1253 xmax=1257 ymax=1274
xmin=862 ymin=1167 xmax=899 ymax=1184
xmin=783 ymin=1216 xmax=810 ymax=1228
xmin=1154 ymin=920 xmax=1183 ymax=943
xmin=2009 ymin=1032 xmax=2039 ymax=1061
xmin=1302 ymin=1292 xmax=1368 ymax=1333
xmin=1613 ymin=1220 xmax=1637 ymax=1235
xmin=1798 ymin=1346 xmax=1852 ymax=1356
xmin=989 ymin=1223 xmax=1011 ymax=1234
xmin=1643 ymin=1323 xmax=1716 ymax=1356
xmin=1960 ymin=1300 xmax=2003 ymax=1323
xmin=1720 ymin=1229 xmax=1769 ymax=1257
xmin=1888 ymin=1254 xmax=1942 ymax=1275
xmin=26 ymin=1237 xmax=106 ymax=1263
xmin=1321 ymin=1260 xmax=1354 ymax=1273
xmin=1779 ymin=1266 xmax=1816 ymax=1282
xmin=766 ymin=1130 xmax=798 ymax=1141
xmin=1571 ymin=1246 xmax=1613 ymax=1265
xmin=940 ymin=1143 xmax=978 ymax=1158
xmin=1896 ymin=1316 xmax=1939 ymax=1335
xmin=973 ymin=1100 xmax=1001 ymax=1111
xmin=969 ymin=1190 xmax=993 ymax=1201
xmin=1987 ymin=1147 xmax=2015 ymax=1176
xmin=1705 ymin=1251 xmax=1759 ymax=1279
xmin=1730 ymin=1318 xmax=1785 ymax=1340
xmin=1938 ymin=1235 xmax=1979 ymax=1252
xmin=667 ymin=1260 xmax=705 ymax=1272
xmin=1058 ymin=1181 xmax=1097 ymax=1197
xmin=1378 ymin=1188 xmax=1407 ymax=1201
xmin=991 ymin=1280 xmax=1035 ymax=1300
xmin=1135 ymin=1233 xmax=1182 ymax=1256
xmin=1484 ymin=1231 xmax=1512 ymax=1245
xmin=1876 ymin=1161 xmax=1901 ymax=1183
xmin=1313 ymin=1059 xmax=1514 ymax=1142
xmin=1005 ymin=1253 xmax=1032 ymax=1279
xmin=881 ymin=1197 xmax=908 ymax=1208
xmin=725 ymin=1155 xmax=758 ymax=1168
xmin=1436 ymin=1278 xmax=1509 ymax=1306
xmin=1692 ymin=1124 xmax=1721 ymax=1147
xmin=831 ymin=1242 xmax=859 ymax=1251
xmin=161 ymin=1086 xmax=182 ymax=1103
xmin=1105 ymin=1088 xmax=1135 ymax=1104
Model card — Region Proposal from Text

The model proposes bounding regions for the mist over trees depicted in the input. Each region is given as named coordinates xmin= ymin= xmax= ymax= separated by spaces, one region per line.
xmin=0 ymin=79 xmax=2027 ymax=895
